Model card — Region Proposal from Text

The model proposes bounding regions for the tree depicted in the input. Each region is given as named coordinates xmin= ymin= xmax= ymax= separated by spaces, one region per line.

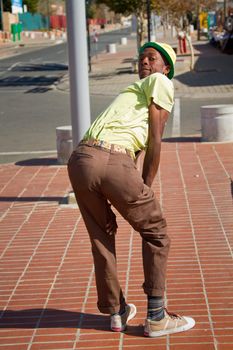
xmin=2 ymin=0 xmax=11 ymax=12
xmin=37 ymin=0 xmax=65 ymax=16
xmin=151 ymin=0 xmax=217 ymax=32
xmin=96 ymin=0 xmax=217 ymax=45
xmin=24 ymin=0 xmax=39 ymax=14
xmin=96 ymin=0 xmax=149 ymax=47
xmin=2 ymin=0 xmax=39 ymax=13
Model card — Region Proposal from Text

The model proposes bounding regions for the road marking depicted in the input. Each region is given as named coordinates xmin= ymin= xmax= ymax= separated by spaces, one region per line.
xmin=172 ymin=98 xmax=181 ymax=137
xmin=55 ymin=40 xmax=64 ymax=45
xmin=7 ymin=62 xmax=19 ymax=71
xmin=0 ymin=150 xmax=56 ymax=155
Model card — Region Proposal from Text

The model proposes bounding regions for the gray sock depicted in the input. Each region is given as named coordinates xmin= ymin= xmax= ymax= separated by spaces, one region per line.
xmin=147 ymin=296 xmax=164 ymax=321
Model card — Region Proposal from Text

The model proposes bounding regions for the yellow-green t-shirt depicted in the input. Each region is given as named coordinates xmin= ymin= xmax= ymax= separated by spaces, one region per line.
xmin=84 ymin=72 xmax=174 ymax=154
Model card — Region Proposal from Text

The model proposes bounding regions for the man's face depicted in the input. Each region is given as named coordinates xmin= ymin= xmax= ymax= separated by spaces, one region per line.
xmin=138 ymin=47 xmax=170 ymax=79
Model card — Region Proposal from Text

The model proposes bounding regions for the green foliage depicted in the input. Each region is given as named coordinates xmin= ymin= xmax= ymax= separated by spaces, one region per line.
xmin=86 ymin=1 xmax=96 ymax=19
xmin=2 ymin=0 xmax=40 ymax=13
xmin=2 ymin=0 xmax=12 ymax=12
xmin=96 ymin=0 xmax=147 ymax=16
xmin=23 ymin=0 xmax=39 ymax=14
xmin=96 ymin=0 xmax=217 ymax=17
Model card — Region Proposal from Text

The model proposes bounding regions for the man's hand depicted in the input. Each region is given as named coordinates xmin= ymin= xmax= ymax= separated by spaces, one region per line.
xmin=142 ymin=101 xmax=169 ymax=187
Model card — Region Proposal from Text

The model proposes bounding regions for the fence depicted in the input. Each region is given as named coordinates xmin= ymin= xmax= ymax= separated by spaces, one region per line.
xmin=18 ymin=13 xmax=66 ymax=31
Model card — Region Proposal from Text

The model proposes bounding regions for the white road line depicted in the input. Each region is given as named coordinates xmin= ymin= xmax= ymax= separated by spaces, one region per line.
xmin=172 ymin=98 xmax=181 ymax=137
xmin=7 ymin=62 xmax=19 ymax=71
xmin=0 ymin=150 xmax=56 ymax=155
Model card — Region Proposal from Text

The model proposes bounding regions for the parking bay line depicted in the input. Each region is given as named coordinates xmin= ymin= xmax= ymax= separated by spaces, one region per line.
xmin=0 ymin=150 xmax=57 ymax=155
xmin=172 ymin=98 xmax=181 ymax=137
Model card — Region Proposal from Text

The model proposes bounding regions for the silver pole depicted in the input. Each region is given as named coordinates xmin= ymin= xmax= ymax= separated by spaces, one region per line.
xmin=65 ymin=0 xmax=91 ymax=149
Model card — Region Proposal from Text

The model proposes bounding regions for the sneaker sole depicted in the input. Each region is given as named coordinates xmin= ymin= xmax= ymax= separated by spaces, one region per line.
xmin=111 ymin=327 xmax=124 ymax=332
xmin=111 ymin=304 xmax=137 ymax=332
xmin=144 ymin=316 xmax=195 ymax=338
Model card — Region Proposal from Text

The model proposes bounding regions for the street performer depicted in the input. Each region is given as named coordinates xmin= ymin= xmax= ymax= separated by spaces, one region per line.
xmin=68 ymin=41 xmax=195 ymax=337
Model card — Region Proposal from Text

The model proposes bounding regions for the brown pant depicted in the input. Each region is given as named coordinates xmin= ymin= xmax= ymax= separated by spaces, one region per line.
xmin=67 ymin=144 xmax=170 ymax=314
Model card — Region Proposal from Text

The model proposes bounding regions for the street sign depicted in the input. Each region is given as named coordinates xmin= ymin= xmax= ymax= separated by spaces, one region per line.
xmin=11 ymin=0 xmax=23 ymax=14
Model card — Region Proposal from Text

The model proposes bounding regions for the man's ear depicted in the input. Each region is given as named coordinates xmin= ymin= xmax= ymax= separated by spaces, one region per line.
xmin=163 ymin=65 xmax=171 ymax=76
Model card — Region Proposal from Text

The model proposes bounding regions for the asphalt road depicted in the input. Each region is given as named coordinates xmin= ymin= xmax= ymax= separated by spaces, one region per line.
xmin=0 ymin=28 xmax=132 ymax=164
xmin=0 ymin=29 xmax=232 ymax=164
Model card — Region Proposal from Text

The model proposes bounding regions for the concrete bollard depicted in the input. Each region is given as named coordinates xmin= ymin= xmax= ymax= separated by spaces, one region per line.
xmin=107 ymin=43 xmax=116 ymax=53
xmin=201 ymin=104 xmax=233 ymax=142
xmin=120 ymin=37 xmax=127 ymax=45
xmin=50 ymin=32 xmax=56 ymax=40
xmin=61 ymin=32 xmax=67 ymax=40
xmin=56 ymin=125 xmax=73 ymax=165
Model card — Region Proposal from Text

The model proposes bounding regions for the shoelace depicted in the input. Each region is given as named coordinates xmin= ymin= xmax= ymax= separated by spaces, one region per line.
xmin=164 ymin=308 xmax=182 ymax=320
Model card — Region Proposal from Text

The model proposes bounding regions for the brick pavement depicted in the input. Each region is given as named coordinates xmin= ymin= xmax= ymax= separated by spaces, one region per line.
xmin=0 ymin=142 xmax=232 ymax=349
xmin=0 ymin=30 xmax=233 ymax=349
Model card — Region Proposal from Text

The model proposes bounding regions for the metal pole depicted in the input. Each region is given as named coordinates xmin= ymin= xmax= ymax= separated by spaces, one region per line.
xmin=66 ymin=0 xmax=91 ymax=148
xmin=47 ymin=0 xmax=50 ymax=30
xmin=197 ymin=0 xmax=201 ymax=41
xmin=147 ymin=0 xmax=151 ymax=41
xmin=87 ymin=18 xmax=92 ymax=72
xmin=86 ymin=1 xmax=92 ymax=72
xmin=224 ymin=0 xmax=227 ymax=21
xmin=0 ymin=0 xmax=4 ymax=31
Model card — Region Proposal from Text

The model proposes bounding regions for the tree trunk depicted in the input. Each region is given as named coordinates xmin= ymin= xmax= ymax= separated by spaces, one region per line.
xmin=136 ymin=10 xmax=146 ymax=50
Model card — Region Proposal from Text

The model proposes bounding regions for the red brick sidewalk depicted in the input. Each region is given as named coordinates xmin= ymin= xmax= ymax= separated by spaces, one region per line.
xmin=0 ymin=141 xmax=232 ymax=349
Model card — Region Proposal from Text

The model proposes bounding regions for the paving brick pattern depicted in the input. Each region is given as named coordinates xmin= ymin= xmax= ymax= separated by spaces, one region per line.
xmin=0 ymin=142 xmax=232 ymax=349
xmin=1 ymin=27 xmax=233 ymax=349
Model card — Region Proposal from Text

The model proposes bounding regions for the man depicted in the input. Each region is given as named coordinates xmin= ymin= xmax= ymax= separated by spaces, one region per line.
xmin=68 ymin=41 xmax=195 ymax=337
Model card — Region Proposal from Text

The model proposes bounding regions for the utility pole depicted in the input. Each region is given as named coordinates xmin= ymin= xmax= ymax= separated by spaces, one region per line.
xmin=147 ymin=0 xmax=151 ymax=41
xmin=66 ymin=0 xmax=91 ymax=148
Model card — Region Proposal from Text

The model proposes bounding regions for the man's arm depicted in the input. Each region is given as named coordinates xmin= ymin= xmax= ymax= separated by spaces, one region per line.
xmin=142 ymin=101 xmax=169 ymax=187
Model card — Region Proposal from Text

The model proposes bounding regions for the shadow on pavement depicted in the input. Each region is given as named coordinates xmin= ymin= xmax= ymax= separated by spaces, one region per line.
xmin=15 ymin=158 xmax=58 ymax=166
xmin=163 ymin=136 xmax=201 ymax=142
xmin=0 ymin=63 xmax=68 ymax=91
xmin=0 ymin=76 xmax=58 ymax=87
xmin=0 ymin=308 xmax=144 ymax=336
xmin=10 ymin=63 xmax=68 ymax=72
xmin=0 ymin=196 xmax=63 ymax=203
xmin=175 ymin=42 xmax=233 ymax=87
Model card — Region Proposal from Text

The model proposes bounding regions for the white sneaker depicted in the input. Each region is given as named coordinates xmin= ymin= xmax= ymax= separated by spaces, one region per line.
xmin=144 ymin=308 xmax=195 ymax=337
xmin=111 ymin=303 xmax=137 ymax=332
